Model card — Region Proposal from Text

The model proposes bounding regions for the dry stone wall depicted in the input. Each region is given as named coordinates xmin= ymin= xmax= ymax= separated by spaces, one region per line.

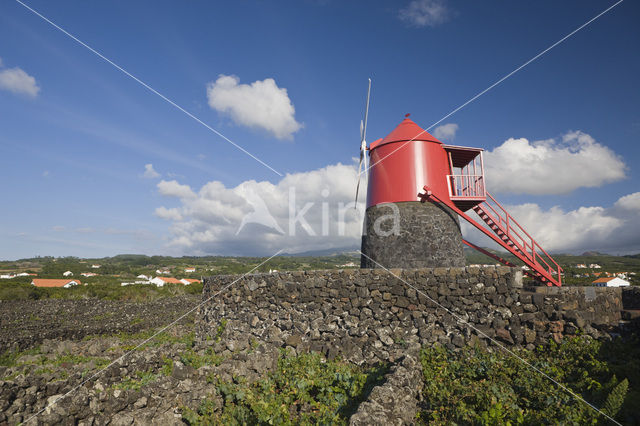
xmin=197 ymin=267 xmax=624 ymax=364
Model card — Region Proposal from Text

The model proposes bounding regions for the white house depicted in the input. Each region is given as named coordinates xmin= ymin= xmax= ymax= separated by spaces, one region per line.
xmin=0 ymin=274 xmax=16 ymax=279
xmin=589 ymin=264 xmax=602 ymax=269
xmin=137 ymin=274 xmax=151 ymax=280
xmin=150 ymin=277 xmax=167 ymax=287
xmin=149 ymin=277 xmax=182 ymax=287
xmin=575 ymin=264 xmax=587 ymax=268
xmin=81 ymin=272 xmax=98 ymax=277
xmin=184 ymin=267 xmax=196 ymax=273
xmin=593 ymin=277 xmax=630 ymax=287
xmin=63 ymin=271 xmax=74 ymax=277
xmin=156 ymin=269 xmax=171 ymax=275
xmin=91 ymin=264 xmax=101 ymax=269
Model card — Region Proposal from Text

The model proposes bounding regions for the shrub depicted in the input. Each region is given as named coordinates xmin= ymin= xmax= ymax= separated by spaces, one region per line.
xmin=183 ymin=350 xmax=388 ymax=425
xmin=418 ymin=336 xmax=638 ymax=425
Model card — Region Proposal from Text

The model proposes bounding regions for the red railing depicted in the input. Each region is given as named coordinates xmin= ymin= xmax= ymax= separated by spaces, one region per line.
xmin=447 ymin=174 xmax=486 ymax=198
xmin=479 ymin=192 xmax=562 ymax=284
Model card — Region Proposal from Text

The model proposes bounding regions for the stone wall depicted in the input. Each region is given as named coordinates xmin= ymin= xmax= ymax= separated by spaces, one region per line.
xmin=522 ymin=285 xmax=622 ymax=337
xmin=197 ymin=267 xmax=627 ymax=424
xmin=360 ymin=202 xmax=465 ymax=269
xmin=197 ymin=267 xmax=624 ymax=365
xmin=622 ymin=286 xmax=640 ymax=310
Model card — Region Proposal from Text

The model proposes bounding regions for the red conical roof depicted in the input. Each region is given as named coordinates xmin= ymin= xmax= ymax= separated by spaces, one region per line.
xmin=381 ymin=117 xmax=441 ymax=144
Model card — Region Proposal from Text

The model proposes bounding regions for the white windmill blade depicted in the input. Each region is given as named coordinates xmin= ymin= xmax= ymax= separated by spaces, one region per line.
xmin=364 ymin=147 xmax=369 ymax=180
xmin=355 ymin=153 xmax=364 ymax=205
xmin=355 ymin=78 xmax=372 ymax=208
xmin=362 ymin=78 xmax=371 ymax=144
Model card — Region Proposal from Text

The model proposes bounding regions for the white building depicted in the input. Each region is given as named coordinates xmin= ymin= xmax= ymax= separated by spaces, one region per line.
xmin=149 ymin=277 xmax=182 ymax=287
xmin=63 ymin=271 xmax=74 ymax=277
xmin=589 ymin=264 xmax=602 ymax=269
xmin=593 ymin=277 xmax=630 ymax=287
xmin=184 ymin=267 xmax=196 ymax=273
xmin=91 ymin=264 xmax=101 ymax=269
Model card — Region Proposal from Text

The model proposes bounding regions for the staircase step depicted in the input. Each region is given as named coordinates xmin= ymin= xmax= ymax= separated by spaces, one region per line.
xmin=470 ymin=199 xmax=561 ymax=287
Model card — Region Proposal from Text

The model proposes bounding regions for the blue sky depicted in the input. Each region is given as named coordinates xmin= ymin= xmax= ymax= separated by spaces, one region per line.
xmin=0 ymin=0 xmax=639 ymax=259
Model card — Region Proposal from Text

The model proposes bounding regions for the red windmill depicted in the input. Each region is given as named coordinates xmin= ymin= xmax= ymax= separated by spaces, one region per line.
xmin=356 ymin=84 xmax=562 ymax=286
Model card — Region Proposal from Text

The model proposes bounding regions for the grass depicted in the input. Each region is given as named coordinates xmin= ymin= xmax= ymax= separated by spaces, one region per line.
xmin=0 ymin=346 xmax=42 ymax=367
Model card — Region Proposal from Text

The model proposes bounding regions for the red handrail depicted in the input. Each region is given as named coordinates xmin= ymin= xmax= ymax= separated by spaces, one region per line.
xmin=481 ymin=192 xmax=562 ymax=284
xmin=447 ymin=174 xmax=485 ymax=198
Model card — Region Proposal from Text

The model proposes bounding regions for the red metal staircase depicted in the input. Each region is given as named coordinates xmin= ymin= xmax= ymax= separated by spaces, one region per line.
xmin=420 ymin=187 xmax=563 ymax=287
xmin=420 ymin=144 xmax=563 ymax=286
xmin=469 ymin=193 xmax=562 ymax=286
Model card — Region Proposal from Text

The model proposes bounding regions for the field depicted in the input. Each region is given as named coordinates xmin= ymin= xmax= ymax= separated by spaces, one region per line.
xmin=1 ymin=253 xmax=639 ymax=424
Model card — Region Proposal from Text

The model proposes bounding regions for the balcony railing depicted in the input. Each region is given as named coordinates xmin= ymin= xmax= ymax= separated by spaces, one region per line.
xmin=447 ymin=174 xmax=486 ymax=199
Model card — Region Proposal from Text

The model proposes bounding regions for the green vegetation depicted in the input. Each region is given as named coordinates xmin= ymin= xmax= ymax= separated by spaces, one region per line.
xmin=0 ymin=346 xmax=42 ymax=368
xmin=464 ymin=248 xmax=640 ymax=285
xmin=0 ymin=253 xmax=361 ymax=301
xmin=2 ymin=251 xmax=637 ymax=302
xmin=180 ymin=346 xmax=223 ymax=370
xmin=114 ymin=328 xmax=198 ymax=351
xmin=113 ymin=369 xmax=160 ymax=392
xmin=183 ymin=350 xmax=388 ymax=425
xmin=0 ymin=253 xmax=359 ymax=280
xmin=0 ymin=280 xmax=203 ymax=302
xmin=0 ymin=345 xmax=110 ymax=381
xmin=418 ymin=336 xmax=639 ymax=425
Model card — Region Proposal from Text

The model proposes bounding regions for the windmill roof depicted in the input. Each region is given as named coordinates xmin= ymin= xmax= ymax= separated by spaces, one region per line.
xmin=370 ymin=117 xmax=441 ymax=150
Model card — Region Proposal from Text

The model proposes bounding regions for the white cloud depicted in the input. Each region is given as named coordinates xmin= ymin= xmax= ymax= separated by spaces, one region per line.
xmin=154 ymin=162 xmax=364 ymax=255
xmin=157 ymin=180 xmax=197 ymax=199
xmin=206 ymin=74 xmax=303 ymax=140
xmin=142 ymin=163 xmax=160 ymax=179
xmin=614 ymin=192 xmax=640 ymax=211
xmin=399 ymin=0 xmax=451 ymax=27
xmin=0 ymin=67 xmax=40 ymax=97
xmin=484 ymin=131 xmax=626 ymax=195
xmin=433 ymin=123 xmax=458 ymax=141
xmin=155 ymin=206 xmax=183 ymax=221
xmin=463 ymin=192 xmax=640 ymax=254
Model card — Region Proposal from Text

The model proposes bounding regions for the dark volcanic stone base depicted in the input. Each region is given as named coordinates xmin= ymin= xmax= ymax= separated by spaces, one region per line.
xmin=360 ymin=201 xmax=465 ymax=269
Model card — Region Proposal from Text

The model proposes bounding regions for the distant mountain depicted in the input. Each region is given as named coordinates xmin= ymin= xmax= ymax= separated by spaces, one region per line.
xmin=580 ymin=251 xmax=611 ymax=257
xmin=282 ymin=247 xmax=360 ymax=258
xmin=624 ymin=253 xmax=640 ymax=259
